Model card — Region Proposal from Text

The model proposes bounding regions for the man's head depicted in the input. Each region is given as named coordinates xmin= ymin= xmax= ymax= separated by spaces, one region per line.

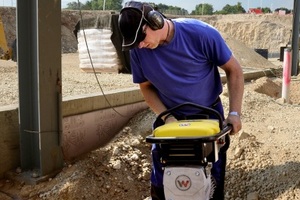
xmin=118 ymin=1 xmax=165 ymax=51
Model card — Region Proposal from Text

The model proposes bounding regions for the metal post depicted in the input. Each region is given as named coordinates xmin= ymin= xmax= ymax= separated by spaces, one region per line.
xmin=291 ymin=0 xmax=300 ymax=76
xmin=282 ymin=48 xmax=292 ymax=103
xmin=17 ymin=0 xmax=63 ymax=181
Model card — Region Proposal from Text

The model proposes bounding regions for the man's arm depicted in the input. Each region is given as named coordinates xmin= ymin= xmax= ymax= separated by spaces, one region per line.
xmin=139 ymin=81 xmax=176 ymax=122
xmin=220 ymin=55 xmax=244 ymax=134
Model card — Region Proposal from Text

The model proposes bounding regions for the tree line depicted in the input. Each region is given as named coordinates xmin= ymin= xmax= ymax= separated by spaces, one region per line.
xmin=65 ymin=0 xmax=292 ymax=15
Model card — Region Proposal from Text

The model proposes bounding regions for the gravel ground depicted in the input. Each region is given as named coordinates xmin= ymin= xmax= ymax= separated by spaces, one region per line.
xmin=0 ymin=53 xmax=137 ymax=107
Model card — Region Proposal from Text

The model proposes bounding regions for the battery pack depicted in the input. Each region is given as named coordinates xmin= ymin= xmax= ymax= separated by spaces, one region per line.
xmin=153 ymin=119 xmax=220 ymax=138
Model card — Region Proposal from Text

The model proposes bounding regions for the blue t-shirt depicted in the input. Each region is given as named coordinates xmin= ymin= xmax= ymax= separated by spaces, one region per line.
xmin=130 ymin=18 xmax=232 ymax=115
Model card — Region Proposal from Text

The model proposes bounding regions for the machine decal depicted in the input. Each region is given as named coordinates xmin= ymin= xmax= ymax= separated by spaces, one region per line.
xmin=175 ymin=175 xmax=191 ymax=191
xmin=178 ymin=123 xmax=191 ymax=127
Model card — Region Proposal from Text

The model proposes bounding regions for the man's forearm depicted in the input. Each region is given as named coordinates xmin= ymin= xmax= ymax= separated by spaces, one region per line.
xmin=139 ymin=82 xmax=168 ymax=115
xmin=227 ymin=73 xmax=244 ymax=114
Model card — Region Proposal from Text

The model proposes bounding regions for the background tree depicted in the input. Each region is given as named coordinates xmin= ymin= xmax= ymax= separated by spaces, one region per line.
xmin=93 ymin=0 xmax=122 ymax=10
xmin=191 ymin=3 xmax=213 ymax=15
xmin=65 ymin=1 xmax=292 ymax=15
xmin=155 ymin=3 xmax=169 ymax=11
xmin=151 ymin=3 xmax=188 ymax=15
xmin=261 ymin=7 xmax=271 ymax=13
xmin=90 ymin=0 xmax=100 ymax=10
xmin=66 ymin=1 xmax=83 ymax=10
xmin=66 ymin=0 xmax=122 ymax=10
xmin=215 ymin=2 xmax=246 ymax=14
xmin=82 ymin=1 xmax=93 ymax=9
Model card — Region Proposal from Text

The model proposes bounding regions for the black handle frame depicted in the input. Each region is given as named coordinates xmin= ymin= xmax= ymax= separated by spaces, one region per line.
xmin=147 ymin=102 xmax=232 ymax=144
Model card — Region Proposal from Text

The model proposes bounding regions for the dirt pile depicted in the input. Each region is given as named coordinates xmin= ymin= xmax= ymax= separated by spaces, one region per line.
xmin=201 ymin=14 xmax=292 ymax=54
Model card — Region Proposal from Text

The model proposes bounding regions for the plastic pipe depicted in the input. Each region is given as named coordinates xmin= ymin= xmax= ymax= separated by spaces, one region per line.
xmin=282 ymin=48 xmax=292 ymax=103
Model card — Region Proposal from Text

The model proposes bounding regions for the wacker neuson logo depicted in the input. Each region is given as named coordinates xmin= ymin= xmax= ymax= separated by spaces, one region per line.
xmin=175 ymin=175 xmax=191 ymax=191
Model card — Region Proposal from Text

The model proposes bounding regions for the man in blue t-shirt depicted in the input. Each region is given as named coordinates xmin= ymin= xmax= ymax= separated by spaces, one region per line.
xmin=118 ymin=1 xmax=244 ymax=200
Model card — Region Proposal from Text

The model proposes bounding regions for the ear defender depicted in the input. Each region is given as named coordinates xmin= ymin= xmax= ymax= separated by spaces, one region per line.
xmin=146 ymin=9 xmax=165 ymax=30
xmin=122 ymin=1 xmax=165 ymax=31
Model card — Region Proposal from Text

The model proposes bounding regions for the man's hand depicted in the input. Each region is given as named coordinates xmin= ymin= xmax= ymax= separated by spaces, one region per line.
xmin=224 ymin=114 xmax=242 ymax=135
xmin=164 ymin=114 xmax=177 ymax=124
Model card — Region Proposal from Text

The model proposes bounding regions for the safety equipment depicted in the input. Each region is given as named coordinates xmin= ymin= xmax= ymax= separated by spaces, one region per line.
xmin=121 ymin=1 xmax=165 ymax=30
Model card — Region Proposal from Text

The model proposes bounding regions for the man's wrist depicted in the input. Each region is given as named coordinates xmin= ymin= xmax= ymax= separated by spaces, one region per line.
xmin=229 ymin=111 xmax=240 ymax=117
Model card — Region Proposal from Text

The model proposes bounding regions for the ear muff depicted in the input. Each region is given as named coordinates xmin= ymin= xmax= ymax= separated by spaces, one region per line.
xmin=122 ymin=1 xmax=165 ymax=30
xmin=145 ymin=9 xmax=164 ymax=30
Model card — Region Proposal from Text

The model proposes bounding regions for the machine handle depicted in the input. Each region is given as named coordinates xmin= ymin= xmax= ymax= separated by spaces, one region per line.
xmin=222 ymin=124 xmax=232 ymax=135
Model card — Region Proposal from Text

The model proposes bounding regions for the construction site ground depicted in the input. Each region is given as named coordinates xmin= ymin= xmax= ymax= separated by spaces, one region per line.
xmin=0 ymin=8 xmax=300 ymax=200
